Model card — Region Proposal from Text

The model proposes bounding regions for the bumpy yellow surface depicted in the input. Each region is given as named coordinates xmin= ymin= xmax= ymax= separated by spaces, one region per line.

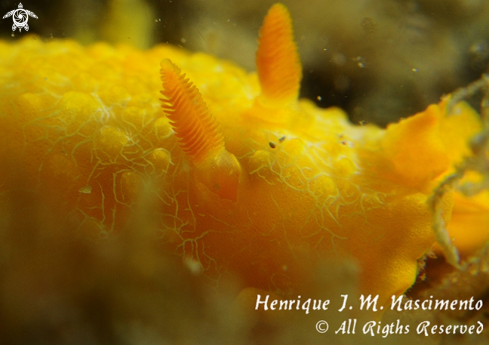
xmin=0 ymin=12 xmax=484 ymax=306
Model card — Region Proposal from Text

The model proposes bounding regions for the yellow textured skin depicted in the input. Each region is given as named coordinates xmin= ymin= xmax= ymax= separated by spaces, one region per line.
xmin=0 ymin=6 xmax=482 ymax=306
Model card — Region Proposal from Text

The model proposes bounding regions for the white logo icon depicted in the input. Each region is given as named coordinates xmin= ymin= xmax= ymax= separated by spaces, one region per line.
xmin=3 ymin=3 xmax=38 ymax=32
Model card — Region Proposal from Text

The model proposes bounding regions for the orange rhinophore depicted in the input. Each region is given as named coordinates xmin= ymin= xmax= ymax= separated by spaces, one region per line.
xmin=159 ymin=59 xmax=241 ymax=201
xmin=256 ymin=3 xmax=302 ymax=105
xmin=160 ymin=59 xmax=224 ymax=162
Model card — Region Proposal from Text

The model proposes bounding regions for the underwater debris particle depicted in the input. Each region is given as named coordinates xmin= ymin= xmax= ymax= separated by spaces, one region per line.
xmin=79 ymin=186 xmax=93 ymax=194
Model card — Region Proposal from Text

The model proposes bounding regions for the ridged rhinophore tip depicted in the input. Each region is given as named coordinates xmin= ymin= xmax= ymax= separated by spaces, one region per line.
xmin=256 ymin=3 xmax=302 ymax=105
xmin=159 ymin=58 xmax=224 ymax=163
xmin=159 ymin=59 xmax=241 ymax=201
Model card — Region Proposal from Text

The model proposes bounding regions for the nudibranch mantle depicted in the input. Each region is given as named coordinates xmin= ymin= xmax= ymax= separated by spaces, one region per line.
xmin=0 ymin=3 xmax=482 ymax=305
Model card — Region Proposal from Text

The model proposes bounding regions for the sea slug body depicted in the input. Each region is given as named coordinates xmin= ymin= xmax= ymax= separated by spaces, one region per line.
xmin=0 ymin=3 xmax=485 ymax=307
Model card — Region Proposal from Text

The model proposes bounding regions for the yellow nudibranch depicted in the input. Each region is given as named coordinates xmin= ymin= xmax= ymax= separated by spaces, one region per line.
xmin=0 ymin=3 xmax=487 ymax=306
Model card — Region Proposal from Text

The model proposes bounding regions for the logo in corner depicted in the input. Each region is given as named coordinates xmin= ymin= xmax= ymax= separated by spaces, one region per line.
xmin=3 ymin=3 xmax=38 ymax=32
